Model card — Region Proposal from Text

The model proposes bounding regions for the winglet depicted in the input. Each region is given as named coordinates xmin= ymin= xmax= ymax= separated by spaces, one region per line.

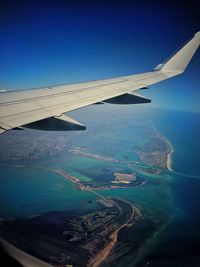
xmin=154 ymin=31 xmax=200 ymax=74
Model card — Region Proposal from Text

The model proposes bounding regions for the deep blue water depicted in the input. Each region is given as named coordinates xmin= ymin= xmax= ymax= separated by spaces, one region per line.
xmin=155 ymin=109 xmax=200 ymax=176
xmin=147 ymin=110 xmax=200 ymax=266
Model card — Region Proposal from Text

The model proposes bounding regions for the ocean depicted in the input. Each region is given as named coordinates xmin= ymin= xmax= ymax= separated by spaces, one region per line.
xmin=0 ymin=108 xmax=200 ymax=266
xmin=145 ymin=109 xmax=200 ymax=267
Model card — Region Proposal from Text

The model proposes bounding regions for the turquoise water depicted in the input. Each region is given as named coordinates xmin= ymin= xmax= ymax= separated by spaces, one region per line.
xmin=145 ymin=110 xmax=200 ymax=267
xmin=0 ymin=108 xmax=200 ymax=266
xmin=0 ymin=166 xmax=97 ymax=218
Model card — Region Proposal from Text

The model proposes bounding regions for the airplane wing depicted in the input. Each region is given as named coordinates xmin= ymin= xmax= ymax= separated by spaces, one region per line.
xmin=0 ymin=32 xmax=200 ymax=134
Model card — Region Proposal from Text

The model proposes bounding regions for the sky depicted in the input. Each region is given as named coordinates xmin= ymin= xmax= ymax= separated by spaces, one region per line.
xmin=0 ymin=0 xmax=200 ymax=113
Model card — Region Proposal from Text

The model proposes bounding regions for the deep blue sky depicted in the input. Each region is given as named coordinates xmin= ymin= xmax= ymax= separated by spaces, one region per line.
xmin=0 ymin=0 xmax=200 ymax=112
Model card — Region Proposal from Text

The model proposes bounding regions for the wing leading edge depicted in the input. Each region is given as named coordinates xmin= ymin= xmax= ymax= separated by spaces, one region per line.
xmin=0 ymin=32 xmax=200 ymax=134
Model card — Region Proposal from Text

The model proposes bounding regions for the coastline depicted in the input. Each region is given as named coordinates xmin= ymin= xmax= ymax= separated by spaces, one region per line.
xmin=166 ymin=146 xmax=174 ymax=171
xmin=152 ymin=122 xmax=174 ymax=172
xmin=164 ymin=134 xmax=174 ymax=172
xmin=88 ymin=198 xmax=139 ymax=267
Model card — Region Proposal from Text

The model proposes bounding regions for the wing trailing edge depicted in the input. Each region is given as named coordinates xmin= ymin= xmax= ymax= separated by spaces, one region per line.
xmin=23 ymin=114 xmax=86 ymax=131
xmin=103 ymin=93 xmax=151 ymax=104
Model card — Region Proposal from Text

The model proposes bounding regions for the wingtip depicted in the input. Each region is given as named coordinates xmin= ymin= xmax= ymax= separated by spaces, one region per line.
xmin=194 ymin=31 xmax=200 ymax=37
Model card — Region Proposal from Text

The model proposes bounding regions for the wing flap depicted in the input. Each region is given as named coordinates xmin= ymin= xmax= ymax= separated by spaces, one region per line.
xmin=24 ymin=114 xmax=86 ymax=131
xmin=103 ymin=93 xmax=151 ymax=104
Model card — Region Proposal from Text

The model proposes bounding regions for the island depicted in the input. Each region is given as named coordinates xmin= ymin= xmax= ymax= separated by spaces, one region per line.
xmin=53 ymin=169 xmax=146 ymax=191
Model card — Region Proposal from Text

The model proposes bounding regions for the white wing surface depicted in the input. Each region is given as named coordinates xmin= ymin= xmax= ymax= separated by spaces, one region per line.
xmin=0 ymin=32 xmax=200 ymax=134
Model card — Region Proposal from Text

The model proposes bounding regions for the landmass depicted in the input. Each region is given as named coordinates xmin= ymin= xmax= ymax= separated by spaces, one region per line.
xmin=0 ymin=197 xmax=142 ymax=267
xmin=68 ymin=136 xmax=173 ymax=175
xmin=68 ymin=147 xmax=129 ymax=164
xmin=0 ymin=162 xmax=146 ymax=266
xmin=112 ymin=172 xmax=136 ymax=184
xmin=132 ymin=124 xmax=174 ymax=173
xmin=0 ymin=113 xmax=173 ymax=175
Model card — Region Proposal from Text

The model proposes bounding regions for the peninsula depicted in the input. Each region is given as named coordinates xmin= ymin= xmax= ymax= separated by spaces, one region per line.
xmin=0 ymin=197 xmax=142 ymax=267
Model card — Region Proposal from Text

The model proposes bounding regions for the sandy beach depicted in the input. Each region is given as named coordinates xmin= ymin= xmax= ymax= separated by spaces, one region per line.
xmin=152 ymin=123 xmax=174 ymax=172
xmin=166 ymin=149 xmax=173 ymax=171
xmin=89 ymin=201 xmax=138 ymax=267
xmin=165 ymin=138 xmax=174 ymax=172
